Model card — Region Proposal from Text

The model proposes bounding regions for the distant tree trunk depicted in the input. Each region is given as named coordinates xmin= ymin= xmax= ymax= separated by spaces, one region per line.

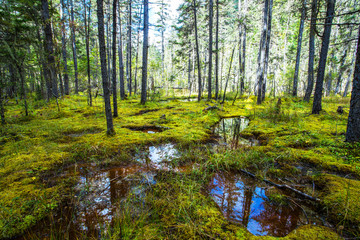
xmin=345 ymin=26 xmax=360 ymax=142
xmin=215 ymin=0 xmax=219 ymax=100
xmin=96 ymin=0 xmax=115 ymax=135
xmin=70 ymin=0 xmax=79 ymax=94
xmin=222 ymin=46 xmax=235 ymax=103
xmin=134 ymin=6 xmax=143 ymax=95
xmin=326 ymin=50 xmax=335 ymax=96
xmin=61 ymin=0 xmax=69 ymax=95
xmin=257 ymin=0 xmax=269 ymax=104
xmin=343 ymin=51 xmax=356 ymax=97
xmin=17 ymin=66 xmax=28 ymax=116
xmin=292 ymin=0 xmax=307 ymax=97
xmin=335 ymin=46 xmax=349 ymax=95
xmin=140 ymin=0 xmax=149 ymax=105
xmin=261 ymin=0 xmax=273 ymax=102
xmin=84 ymin=0 xmax=92 ymax=106
xmin=312 ymin=0 xmax=335 ymax=114
xmin=304 ymin=0 xmax=318 ymax=102
xmin=241 ymin=28 xmax=246 ymax=94
xmin=193 ymin=0 xmax=202 ymax=101
xmin=127 ymin=0 xmax=132 ymax=96
xmin=0 ymin=68 xmax=5 ymax=124
xmin=42 ymin=0 xmax=58 ymax=98
xmin=188 ymin=52 xmax=191 ymax=92
xmin=112 ymin=0 xmax=118 ymax=116
xmin=118 ymin=4 xmax=125 ymax=100
xmin=208 ymin=0 xmax=213 ymax=100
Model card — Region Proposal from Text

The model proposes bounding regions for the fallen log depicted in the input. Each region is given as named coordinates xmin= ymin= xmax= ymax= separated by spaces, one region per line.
xmin=239 ymin=169 xmax=320 ymax=202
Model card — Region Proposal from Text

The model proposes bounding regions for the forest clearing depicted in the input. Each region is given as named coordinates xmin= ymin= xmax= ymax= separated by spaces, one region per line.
xmin=0 ymin=0 xmax=360 ymax=239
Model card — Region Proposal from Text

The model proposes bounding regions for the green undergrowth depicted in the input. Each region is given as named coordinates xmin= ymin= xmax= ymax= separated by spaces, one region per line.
xmin=0 ymin=93 xmax=356 ymax=239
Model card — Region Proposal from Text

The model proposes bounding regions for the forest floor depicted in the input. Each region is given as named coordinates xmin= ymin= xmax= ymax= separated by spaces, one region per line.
xmin=0 ymin=93 xmax=359 ymax=239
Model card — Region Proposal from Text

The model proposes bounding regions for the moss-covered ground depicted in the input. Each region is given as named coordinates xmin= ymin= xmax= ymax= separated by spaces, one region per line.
xmin=0 ymin=93 xmax=358 ymax=239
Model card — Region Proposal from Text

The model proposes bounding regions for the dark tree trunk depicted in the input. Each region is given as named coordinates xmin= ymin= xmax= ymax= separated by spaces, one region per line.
xmin=118 ymin=5 xmax=125 ymax=100
xmin=312 ymin=0 xmax=336 ymax=114
xmin=241 ymin=28 xmax=246 ymax=94
xmin=261 ymin=0 xmax=273 ymax=102
xmin=304 ymin=0 xmax=318 ymax=102
xmin=0 ymin=68 xmax=5 ymax=124
xmin=61 ymin=0 xmax=70 ymax=95
xmin=112 ymin=0 xmax=118 ymax=116
xmin=42 ymin=0 xmax=58 ymax=98
xmin=70 ymin=0 xmax=79 ymax=94
xmin=134 ymin=5 xmax=143 ymax=95
xmin=215 ymin=0 xmax=219 ymax=100
xmin=140 ymin=0 xmax=149 ymax=105
xmin=292 ymin=0 xmax=307 ymax=97
xmin=257 ymin=0 xmax=269 ymax=104
xmin=17 ymin=66 xmax=28 ymax=116
xmin=345 ymin=26 xmax=360 ymax=142
xmin=8 ymin=65 xmax=16 ymax=98
xmin=208 ymin=0 xmax=213 ymax=100
xmin=193 ymin=0 xmax=202 ymax=101
xmin=84 ymin=0 xmax=92 ymax=106
xmin=96 ymin=0 xmax=115 ymax=135
xmin=127 ymin=0 xmax=132 ymax=96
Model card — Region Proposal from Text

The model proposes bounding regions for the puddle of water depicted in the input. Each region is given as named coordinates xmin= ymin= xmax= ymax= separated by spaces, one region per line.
xmin=72 ymin=165 xmax=155 ymax=237
xmin=127 ymin=126 xmax=167 ymax=134
xmin=208 ymin=172 xmax=325 ymax=237
xmin=179 ymin=98 xmax=197 ymax=102
xmin=212 ymin=117 xmax=260 ymax=148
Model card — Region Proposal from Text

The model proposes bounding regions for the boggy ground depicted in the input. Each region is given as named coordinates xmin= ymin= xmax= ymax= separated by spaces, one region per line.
xmin=0 ymin=93 xmax=358 ymax=239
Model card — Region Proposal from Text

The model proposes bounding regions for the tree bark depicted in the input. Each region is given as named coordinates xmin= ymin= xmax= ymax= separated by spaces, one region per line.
xmin=70 ymin=0 xmax=79 ymax=94
xmin=127 ymin=0 xmax=132 ymax=96
xmin=215 ymin=0 xmax=219 ymax=100
xmin=335 ymin=44 xmax=350 ymax=95
xmin=84 ymin=0 xmax=92 ymax=106
xmin=96 ymin=0 xmax=115 ymax=135
xmin=193 ymin=0 xmax=202 ymax=101
xmin=257 ymin=0 xmax=269 ymax=104
xmin=208 ymin=0 xmax=213 ymax=100
xmin=292 ymin=0 xmax=307 ymax=97
xmin=118 ymin=4 xmax=125 ymax=100
xmin=261 ymin=0 xmax=273 ymax=102
xmin=140 ymin=0 xmax=149 ymax=105
xmin=343 ymin=51 xmax=356 ymax=97
xmin=304 ymin=0 xmax=318 ymax=102
xmin=222 ymin=46 xmax=235 ymax=103
xmin=42 ymin=0 xmax=58 ymax=98
xmin=112 ymin=0 xmax=118 ymax=116
xmin=60 ymin=0 xmax=69 ymax=95
xmin=345 ymin=26 xmax=360 ymax=142
xmin=0 ymin=68 xmax=5 ymax=124
xmin=312 ymin=0 xmax=336 ymax=114
xmin=134 ymin=5 xmax=143 ymax=95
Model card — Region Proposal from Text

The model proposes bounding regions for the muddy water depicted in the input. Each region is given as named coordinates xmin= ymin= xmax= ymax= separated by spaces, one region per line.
xmin=212 ymin=117 xmax=260 ymax=149
xmin=208 ymin=172 xmax=326 ymax=237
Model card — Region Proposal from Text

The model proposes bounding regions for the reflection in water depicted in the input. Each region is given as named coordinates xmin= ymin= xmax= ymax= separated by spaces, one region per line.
xmin=74 ymin=165 xmax=154 ymax=238
xmin=212 ymin=117 xmax=259 ymax=149
xmin=208 ymin=172 xmax=310 ymax=237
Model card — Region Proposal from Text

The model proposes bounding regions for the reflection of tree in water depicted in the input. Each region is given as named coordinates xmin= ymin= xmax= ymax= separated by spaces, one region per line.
xmin=214 ymin=118 xmax=249 ymax=149
xmin=252 ymin=199 xmax=301 ymax=237
xmin=208 ymin=172 xmax=303 ymax=237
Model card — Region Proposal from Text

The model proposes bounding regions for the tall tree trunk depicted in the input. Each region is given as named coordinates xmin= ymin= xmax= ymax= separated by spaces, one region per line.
xmin=0 ymin=68 xmax=5 ymax=124
xmin=257 ymin=0 xmax=269 ymax=104
xmin=127 ymin=0 xmax=132 ymax=96
xmin=193 ymin=0 xmax=202 ymax=101
xmin=241 ymin=27 xmax=246 ymax=94
xmin=96 ymin=0 xmax=115 ymax=135
xmin=134 ymin=5 xmax=143 ymax=95
xmin=140 ymin=0 xmax=149 ymax=104
xmin=118 ymin=5 xmax=125 ymax=100
xmin=208 ymin=0 xmax=213 ymax=100
xmin=61 ymin=0 xmax=69 ymax=95
xmin=261 ymin=0 xmax=273 ymax=102
xmin=70 ymin=0 xmax=79 ymax=94
xmin=112 ymin=0 xmax=118 ymax=116
xmin=304 ymin=0 xmax=318 ymax=102
xmin=84 ymin=0 xmax=92 ymax=106
xmin=335 ymin=44 xmax=350 ymax=95
xmin=215 ymin=0 xmax=219 ymax=100
xmin=106 ymin=12 xmax=111 ymax=91
xmin=312 ymin=0 xmax=336 ymax=114
xmin=17 ymin=66 xmax=28 ymax=116
xmin=42 ymin=0 xmax=58 ymax=98
xmin=345 ymin=26 xmax=360 ymax=142
xmin=292 ymin=0 xmax=307 ymax=97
